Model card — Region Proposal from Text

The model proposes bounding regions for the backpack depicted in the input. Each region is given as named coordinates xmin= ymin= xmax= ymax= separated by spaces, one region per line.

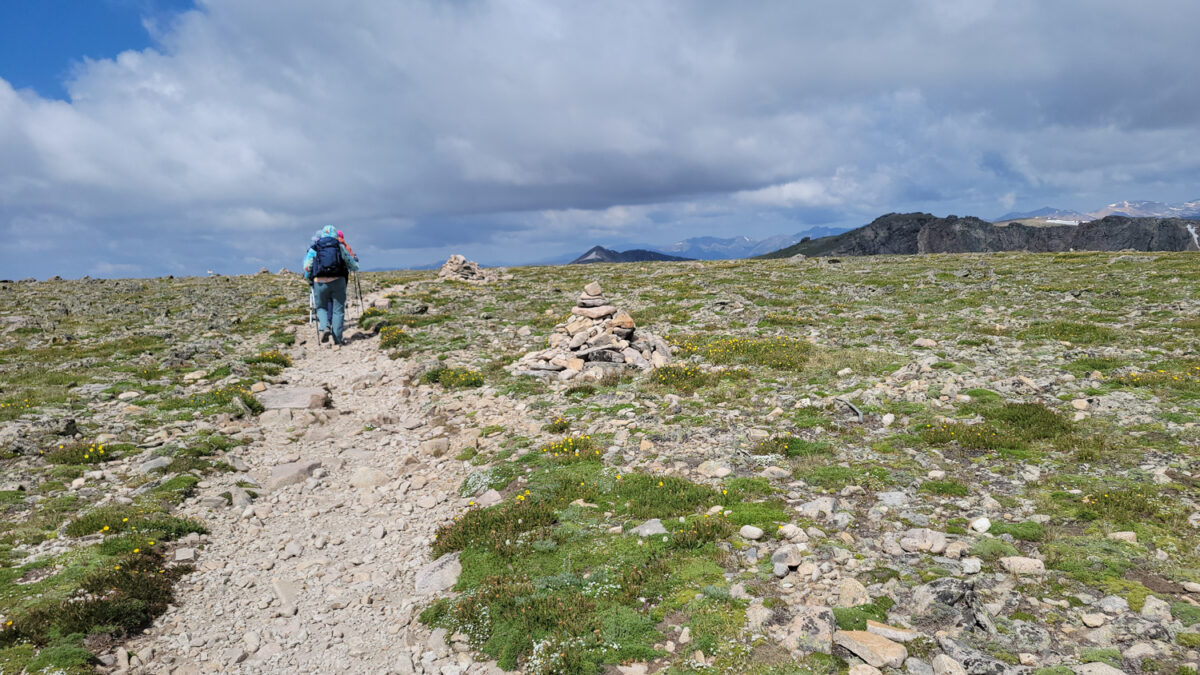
xmin=310 ymin=237 xmax=348 ymax=278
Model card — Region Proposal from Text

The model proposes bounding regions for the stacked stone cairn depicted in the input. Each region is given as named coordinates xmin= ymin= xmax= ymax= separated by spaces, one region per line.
xmin=437 ymin=254 xmax=501 ymax=283
xmin=512 ymin=282 xmax=673 ymax=381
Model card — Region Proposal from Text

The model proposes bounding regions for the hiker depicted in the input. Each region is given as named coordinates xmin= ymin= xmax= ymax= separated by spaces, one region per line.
xmin=338 ymin=230 xmax=359 ymax=262
xmin=303 ymin=225 xmax=359 ymax=346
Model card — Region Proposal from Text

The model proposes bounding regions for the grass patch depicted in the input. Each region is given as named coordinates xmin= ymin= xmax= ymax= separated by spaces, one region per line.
xmin=673 ymin=335 xmax=813 ymax=371
xmin=918 ymin=479 xmax=969 ymax=497
xmin=833 ymin=597 xmax=894 ymax=630
xmin=753 ymin=435 xmax=832 ymax=458
xmin=1022 ymin=321 xmax=1118 ymax=345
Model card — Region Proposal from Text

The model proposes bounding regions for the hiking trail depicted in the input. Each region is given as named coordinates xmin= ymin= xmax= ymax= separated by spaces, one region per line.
xmin=128 ymin=284 xmax=506 ymax=674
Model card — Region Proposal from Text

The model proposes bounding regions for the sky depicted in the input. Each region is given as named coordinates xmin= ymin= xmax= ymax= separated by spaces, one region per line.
xmin=2 ymin=0 xmax=1199 ymax=279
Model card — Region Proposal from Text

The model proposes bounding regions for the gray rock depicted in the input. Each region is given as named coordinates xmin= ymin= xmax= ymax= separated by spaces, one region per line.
xmin=266 ymin=460 xmax=321 ymax=490
xmin=932 ymin=655 xmax=967 ymax=675
xmin=908 ymin=658 xmax=936 ymax=675
xmin=137 ymin=456 xmax=174 ymax=474
xmin=797 ymin=496 xmax=838 ymax=520
xmin=256 ymin=387 xmax=329 ymax=410
xmin=631 ymin=519 xmax=668 ymax=537
xmin=771 ymin=544 xmax=806 ymax=567
xmin=349 ymin=467 xmax=390 ymax=488
xmin=784 ymin=606 xmax=836 ymax=654
xmin=938 ymin=637 xmax=1013 ymax=675
xmin=475 ymin=489 xmax=502 ymax=507
xmin=414 ymin=553 xmax=462 ymax=596
xmin=833 ymin=630 xmax=907 ymax=668
xmin=739 ymin=525 xmax=764 ymax=540
xmin=999 ymin=556 xmax=1045 ymax=575
xmin=910 ymin=578 xmax=995 ymax=634
xmin=1139 ymin=595 xmax=1172 ymax=622
xmin=1096 ymin=595 xmax=1130 ymax=613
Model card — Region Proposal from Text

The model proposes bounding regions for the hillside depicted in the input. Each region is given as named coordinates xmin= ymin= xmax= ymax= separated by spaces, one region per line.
xmin=761 ymin=212 xmax=1200 ymax=258
xmin=0 ymin=253 xmax=1198 ymax=672
xmin=570 ymin=245 xmax=693 ymax=264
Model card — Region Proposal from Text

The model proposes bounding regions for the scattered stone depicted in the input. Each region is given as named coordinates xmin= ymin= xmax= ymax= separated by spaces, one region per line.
xmin=266 ymin=460 xmax=322 ymax=491
xmin=739 ymin=525 xmax=764 ymax=540
xmin=414 ymin=553 xmax=462 ymax=596
xmin=783 ymin=607 xmax=836 ymax=654
xmin=969 ymin=517 xmax=991 ymax=533
xmin=349 ymin=467 xmax=390 ymax=489
xmin=999 ymin=556 xmax=1045 ymax=575
xmin=931 ymin=654 xmax=967 ymax=675
xmin=631 ymin=519 xmax=668 ymax=537
xmin=866 ymin=620 xmax=919 ymax=643
xmin=1140 ymin=595 xmax=1172 ymax=621
xmin=833 ymin=630 xmax=907 ymax=668
xmin=1107 ymin=531 xmax=1137 ymax=544
xmin=839 ymin=578 xmax=871 ymax=607
xmin=256 ymin=387 xmax=329 ymax=410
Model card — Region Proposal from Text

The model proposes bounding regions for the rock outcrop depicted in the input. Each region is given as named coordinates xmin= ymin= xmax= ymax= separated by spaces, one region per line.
xmin=437 ymin=254 xmax=505 ymax=283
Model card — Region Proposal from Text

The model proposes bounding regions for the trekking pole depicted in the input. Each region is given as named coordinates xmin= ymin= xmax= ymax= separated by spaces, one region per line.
xmin=308 ymin=284 xmax=318 ymax=341
xmin=355 ymin=273 xmax=364 ymax=316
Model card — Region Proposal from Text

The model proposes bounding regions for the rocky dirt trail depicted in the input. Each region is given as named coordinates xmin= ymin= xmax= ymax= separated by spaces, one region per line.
xmin=126 ymin=285 xmax=501 ymax=675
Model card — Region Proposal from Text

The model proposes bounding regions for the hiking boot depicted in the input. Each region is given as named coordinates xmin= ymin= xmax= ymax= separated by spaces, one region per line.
xmin=320 ymin=331 xmax=331 ymax=344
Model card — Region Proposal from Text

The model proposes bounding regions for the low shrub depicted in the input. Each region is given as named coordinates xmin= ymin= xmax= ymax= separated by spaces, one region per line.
xmin=422 ymin=367 xmax=484 ymax=388
xmin=243 ymin=350 xmax=291 ymax=367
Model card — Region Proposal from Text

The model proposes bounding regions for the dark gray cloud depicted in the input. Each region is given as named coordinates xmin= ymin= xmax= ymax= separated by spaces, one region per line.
xmin=2 ymin=0 xmax=1200 ymax=278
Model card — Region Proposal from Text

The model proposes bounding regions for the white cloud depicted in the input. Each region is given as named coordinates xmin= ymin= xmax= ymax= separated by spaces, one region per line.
xmin=2 ymin=0 xmax=1200 ymax=277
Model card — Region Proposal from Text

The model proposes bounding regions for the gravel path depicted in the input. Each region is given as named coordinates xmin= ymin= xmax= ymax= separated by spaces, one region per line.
xmin=127 ymin=286 xmax=503 ymax=674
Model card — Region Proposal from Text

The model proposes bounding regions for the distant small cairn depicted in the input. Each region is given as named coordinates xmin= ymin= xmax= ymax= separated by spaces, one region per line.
xmin=438 ymin=254 xmax=505 ymax=283
xmin=511 ymin=282 xmax=673 ymax=382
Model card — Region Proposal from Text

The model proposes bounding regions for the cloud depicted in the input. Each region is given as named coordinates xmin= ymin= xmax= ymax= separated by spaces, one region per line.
xmin=3 ymin=0 xmax=1200 ymax=277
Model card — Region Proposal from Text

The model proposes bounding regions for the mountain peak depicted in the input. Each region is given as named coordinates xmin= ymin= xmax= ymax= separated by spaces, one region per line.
xmin=569 ymin=246 xmax=693 ymax=264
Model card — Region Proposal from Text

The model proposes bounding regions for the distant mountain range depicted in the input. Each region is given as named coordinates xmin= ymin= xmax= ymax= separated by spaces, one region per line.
xmin=997 ymin=198 xmax=1200 ymax=222
xmin=761 ymin=213 xmax=1200 ymax=258
xmin=569 ymin=246 xmax=693 ymax=264
xmin=659 ymin=227 xmax=850 ymax=260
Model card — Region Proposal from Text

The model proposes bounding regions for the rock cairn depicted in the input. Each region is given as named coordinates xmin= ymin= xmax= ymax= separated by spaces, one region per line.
xmin=512 ymin=282 xmax=673 ymax=381
xmin=437 ymin=254 xmax=502 ymax=283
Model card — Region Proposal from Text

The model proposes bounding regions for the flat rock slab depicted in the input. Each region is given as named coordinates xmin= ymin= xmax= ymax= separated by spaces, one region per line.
xmin=256 ymin=387 xmax=329 ymax=410
xmin=266 ymin=460 xmax=321 ymax=491
xmin=414 ymin=552 xmax=461 ymax=596
xmin=833 ymin=630 xmax=907 ymax=668
xmin=784 ymin=606 xmax=835 ymax=653
xmin=630 ymin=518 xmax=668 ymax=537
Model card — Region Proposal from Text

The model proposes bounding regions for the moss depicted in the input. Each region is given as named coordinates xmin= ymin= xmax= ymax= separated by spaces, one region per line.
xmin=989 ymin=521 xmax=1045 ymax=542
xmin=919 ymin=479 xmax=969 ymax=497
xmin=971 ymin=538 xmax=1019 ymax=561
xmin=1080 ymin=648 xmax=1122 ymax=667
xmin=832 ymin=597 xmax=894 ymax=630
xmin=1178 ymin=633 xmax=1200 ymax=647
xmin=1172 ymin=602 xmax=1200 ymax=627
